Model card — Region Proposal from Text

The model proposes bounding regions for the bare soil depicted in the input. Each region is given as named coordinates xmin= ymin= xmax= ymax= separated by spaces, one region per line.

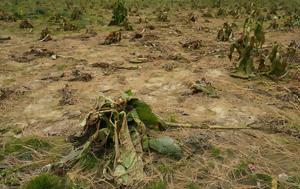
xmin=0 ymin=8 xmax=300 ymax=189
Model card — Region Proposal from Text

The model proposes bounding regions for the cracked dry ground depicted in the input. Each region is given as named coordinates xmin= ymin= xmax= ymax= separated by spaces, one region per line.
xmin=1 ymin=12 xmax=300 ymax=188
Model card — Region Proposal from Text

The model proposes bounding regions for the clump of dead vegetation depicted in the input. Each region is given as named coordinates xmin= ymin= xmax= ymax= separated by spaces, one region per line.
xmin=191 ymin=78 xmax=219 ymax=98
xmin=67 ymin=69 xmax=92 ymax=82
xmin=11 ymin=48 xmax=55 ymax=63
xmin=19 ymin=19 xmax=33 ymax=29
xmin=217 ymin=22 xmax=234 ymax=42
xmin=0 ymin=88 xmax=14 ymax=101
xmin=229 ymin=15 xmax=289 ymax=79
xmin=34 ymin=91 xmax=182 ymax=187
xmin=41 ymin=69 xmax=93 ymax=82
xmin=101 ymin=31 xmax=122 ymax=45
xmin=182 ymin=39 xmax=203 ymax=50
xmin=0 ymin=10 xmax=16 ymax=22
xmin=39 ymin=28 xmax=52 ymax=42
xmin=58 ymin=84 xmax=76 ymax=106
xmin=62 ymin=18 xmax=77 ymax=31
xmin=0 ymin=86 xmax=28 ymax=105
xmin=157 ymin=10 xmax=169 ymax=22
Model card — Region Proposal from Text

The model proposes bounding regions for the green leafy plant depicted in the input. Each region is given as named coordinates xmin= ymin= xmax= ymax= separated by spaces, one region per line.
xmin=229 ymin=35 xmax=255 ymax=79
xmin=109 ymin=0 xmax=128 ymax=26
xmin=23 ymin=174 xmax=70 ymax=189
xmin=229 ymin=16 xmax=268 ymax=79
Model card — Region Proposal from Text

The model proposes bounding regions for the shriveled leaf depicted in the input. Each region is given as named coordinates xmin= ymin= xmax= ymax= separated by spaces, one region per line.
xmin=267 ymin=57 xmax=287 ymax=77
xmin=130 ymin=99 xmax=159 ymax=126
xmin=113 ymin=113 xmax=144 ymax=186
xmin=230 ymin=57 xmax=255 ymax=79
xmin=149 ymin=136 xmax=182 ymax=159
xmin=68 ymin=112 xmax=101 ymax=146
xmin=128 ymin=110 xmax=147 ymax=134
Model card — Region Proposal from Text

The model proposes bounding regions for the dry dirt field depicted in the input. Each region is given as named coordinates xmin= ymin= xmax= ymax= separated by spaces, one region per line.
xmin=0 ymin=1 xmax=300 ymax=189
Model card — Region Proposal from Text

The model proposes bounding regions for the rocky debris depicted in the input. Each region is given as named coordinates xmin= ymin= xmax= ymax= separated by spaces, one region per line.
xmin=101 ymin=31 xmax=121 ymax=45
xmin=19 ymin=19 xmax=33 ymax=29
xmin=91 ymin=62 xmax=138 ymax=75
